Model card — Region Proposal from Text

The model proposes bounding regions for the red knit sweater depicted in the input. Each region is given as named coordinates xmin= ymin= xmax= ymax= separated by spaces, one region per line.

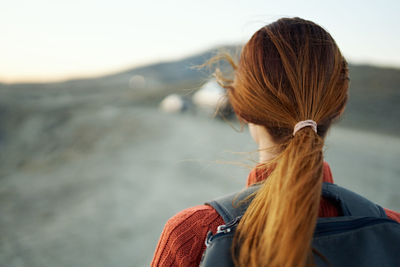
xmin=151 ymin=162 xmax=400 ymax=267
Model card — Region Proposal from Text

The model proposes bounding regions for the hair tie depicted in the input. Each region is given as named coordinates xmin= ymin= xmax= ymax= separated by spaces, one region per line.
xmin=293 ymin=120 xmax=317 ymax=136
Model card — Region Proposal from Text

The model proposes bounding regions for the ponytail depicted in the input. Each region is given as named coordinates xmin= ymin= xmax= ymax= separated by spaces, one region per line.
xmin=233 ymin=126 xmax=324 ymax=267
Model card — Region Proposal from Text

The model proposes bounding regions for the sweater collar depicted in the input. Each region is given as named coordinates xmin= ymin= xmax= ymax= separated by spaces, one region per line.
xmin=246 ymin=161 xmax=334 ymax=187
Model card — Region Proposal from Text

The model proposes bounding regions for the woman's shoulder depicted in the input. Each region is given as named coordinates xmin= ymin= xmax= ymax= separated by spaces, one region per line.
xmin=165 ymin=204 xmax=222 ymax=228
xmin=151 ymin=204 xmax=224 ymax=267
xmin=384 ymin=208 xmax=400 ymax=223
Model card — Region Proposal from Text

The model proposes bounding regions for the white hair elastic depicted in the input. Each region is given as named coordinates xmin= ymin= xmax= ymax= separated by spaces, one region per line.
xmin=293 ymin=120 xmax=317 ymax=136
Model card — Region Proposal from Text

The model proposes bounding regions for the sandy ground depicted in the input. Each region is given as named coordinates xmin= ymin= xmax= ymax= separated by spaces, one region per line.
xmin=0 ymin=106 xmax=399 ymax=267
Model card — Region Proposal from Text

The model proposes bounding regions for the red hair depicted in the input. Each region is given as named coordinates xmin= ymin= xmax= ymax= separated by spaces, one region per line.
xmin=214 ymin=17 xmax=349 ymax=267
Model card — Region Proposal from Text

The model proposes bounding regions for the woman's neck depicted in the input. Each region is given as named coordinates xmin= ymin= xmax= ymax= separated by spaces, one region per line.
xmin=248 ymin=123 xmax=278 ymax=163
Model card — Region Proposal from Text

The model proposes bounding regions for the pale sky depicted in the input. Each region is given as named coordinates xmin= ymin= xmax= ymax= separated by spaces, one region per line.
xmin=1 ymin=0 xmax=399 ymax=83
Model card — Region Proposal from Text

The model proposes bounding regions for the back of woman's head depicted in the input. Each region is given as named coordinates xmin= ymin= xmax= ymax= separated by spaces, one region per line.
xmin=217 ymin=17 xmax=349 ymax=266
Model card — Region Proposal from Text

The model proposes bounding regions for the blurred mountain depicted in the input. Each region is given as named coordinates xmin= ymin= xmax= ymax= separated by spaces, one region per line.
xmin=0 ymin=45 xmax=240 ymax=108
xmin=0 ymin=45 xmax=399 ymax=136
xmin=340 ymin=65 xmax=400 ymax=136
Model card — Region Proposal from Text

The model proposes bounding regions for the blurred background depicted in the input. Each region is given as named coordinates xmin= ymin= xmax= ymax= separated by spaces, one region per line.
xmin=1 ymin=0 xmax=399 ymax=266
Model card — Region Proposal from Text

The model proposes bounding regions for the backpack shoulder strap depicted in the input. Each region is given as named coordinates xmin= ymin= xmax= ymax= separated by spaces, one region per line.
xmin=206 ymin=185 xmax=260 ymax=223
xmin=321 ymin=183 xmax=387 ymax=217
xmin=206 ymin=182 xmax=387 ymax=223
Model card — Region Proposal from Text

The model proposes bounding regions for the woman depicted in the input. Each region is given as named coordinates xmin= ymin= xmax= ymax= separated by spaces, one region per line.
xmin=151 ymin=17 xmax=400 ymax=267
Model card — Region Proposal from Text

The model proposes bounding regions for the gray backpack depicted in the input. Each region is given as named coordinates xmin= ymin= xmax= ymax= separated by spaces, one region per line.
xmin=200 ymin=182 xmax=400 ymax=267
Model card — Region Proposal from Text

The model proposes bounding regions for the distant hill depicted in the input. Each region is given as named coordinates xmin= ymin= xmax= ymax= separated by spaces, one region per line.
xmin=340 ymin=65 xmax=400 ymax=136
xmin=0 ymin=45 xmax=240 ymax=106
xmin=0 ymin=45 xmax=399 ymax=136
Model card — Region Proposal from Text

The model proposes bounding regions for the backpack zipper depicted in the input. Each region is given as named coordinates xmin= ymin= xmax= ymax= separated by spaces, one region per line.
xmin=216 ymin=216 xmax=242 ymax=234
xmin=314 ymin=217 xmax=398 ymax=237
xmin=205 ymin=216 xmax=242 ymax=247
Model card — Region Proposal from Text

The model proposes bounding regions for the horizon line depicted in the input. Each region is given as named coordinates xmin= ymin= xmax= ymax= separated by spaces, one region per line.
xmin=2 ymin=49 xmax=399 ymax=85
